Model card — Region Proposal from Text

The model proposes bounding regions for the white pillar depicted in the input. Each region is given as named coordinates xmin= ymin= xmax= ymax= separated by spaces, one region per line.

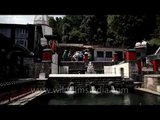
xmin=51 ymin=53 xmax=58 ymax=74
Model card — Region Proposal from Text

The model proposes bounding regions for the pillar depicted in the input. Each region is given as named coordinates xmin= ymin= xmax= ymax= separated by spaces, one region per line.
xmin=112 ymin=53 xmax=118 ymax=62
xmin=126 ymin=49 xmax=137 ymax=62
xmin=83 ymin=52 xmax=88 ymax=62
xmin=150 ymin=55 xmax=159 ymax=74
xmin=152 ymin=60 xmax=159 ymax=74
xmin=42 ymin=48 xmax=52 ymax=62
xmin=125 ymin=49 xmax=137 ymax=78
xmin=137 ymin=59 xmax=142 ymax=74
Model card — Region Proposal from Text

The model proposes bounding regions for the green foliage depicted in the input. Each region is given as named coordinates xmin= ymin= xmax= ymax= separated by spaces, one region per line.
xmin=62 ymin=23 xmax=71 ymax=35
xmin=107 ymin=15 xmax=156 ymax=47
xmin=48 ymin=15 xmax=158 ymax=47
xmin=48 ymin=16 xmax=63 ymax=41
xmin=148 ymin=38 xmax=160 ymax=46
xmin=69 ymin=30 xmax=81 ymax=42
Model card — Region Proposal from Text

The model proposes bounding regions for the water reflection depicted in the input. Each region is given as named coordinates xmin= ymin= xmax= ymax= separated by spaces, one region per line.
xmin=64 ymin=86 xmax=76 ymax=95
xmin=64 ymin=82 xmax=76 ymax=95
xmin=110 ymin=85 xmax=121 ymax=95
xmin=26 ymin=91 xmax=160 ymax=105
xmin=90 ymin=86 xmax=100 ymax=94
xmin=123 ymin=95 xmax=131 ymax=105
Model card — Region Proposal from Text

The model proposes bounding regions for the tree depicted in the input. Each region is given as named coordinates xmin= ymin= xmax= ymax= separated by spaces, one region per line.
xmin=80 ymin=15 xmax=108 ymax=45
xmin=48 ymin=15 xmax=156 ymax=47
xmin=69 ymin=30 xmax=81 ymax=43
xmin=107 ymin=15 xmax=155 ymax=47
xmin=152 ymin=15 xmax=160 ymax=38
xmin=48 ymin=17 xmax=63 ymax=42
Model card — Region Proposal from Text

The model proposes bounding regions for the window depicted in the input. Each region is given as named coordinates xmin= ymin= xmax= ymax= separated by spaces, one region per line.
xmin=15 ymin=28 xmax=28 ymax=38
xmin=97 ymin=51 xmax=104 ymax=57
xmin=106 ymin=51 xmax=112 ymax=58
xmin=16 ymin=39 xmax=24 ymax=46
xmin=15 ymin=39 xmax=28 ymax=48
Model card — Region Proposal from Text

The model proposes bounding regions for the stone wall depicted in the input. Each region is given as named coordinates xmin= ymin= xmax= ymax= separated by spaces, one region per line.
xmin=51 ymin=63 xmax=58 ymax=74
xmin=144 ymin=74 xmax=160 ymax=92
xmin=59 ymin=66 xmax=69 ymax=74
xmin=28 ymin=62 xmax=51 ymax=78
xmin=59 ymin=61 xmax=113 ymax=74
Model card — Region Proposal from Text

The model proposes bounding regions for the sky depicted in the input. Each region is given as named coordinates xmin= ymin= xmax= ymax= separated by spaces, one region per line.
xmin=0 ymin=15 xmax=65 ymax=24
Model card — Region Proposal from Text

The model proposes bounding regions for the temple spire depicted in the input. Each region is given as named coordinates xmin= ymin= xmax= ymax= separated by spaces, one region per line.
xmin=34 ymin=15 xmax=49 ymax=25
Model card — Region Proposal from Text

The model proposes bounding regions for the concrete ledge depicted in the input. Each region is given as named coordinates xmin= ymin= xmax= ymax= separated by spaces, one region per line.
xmin=135 ymin=88 xmax=160 ymax=96
xmin=8 ymin=90 xmax=46 ymax=105
xmin=49 ymin=74 xmax=121 ymax=78
xmin=36 ymin=78 xmax=48 ymax=80
xmin=18 ymin=78 xmax=35 ymax=80
xmin=144 ymin=74 xmax=160 ymax=77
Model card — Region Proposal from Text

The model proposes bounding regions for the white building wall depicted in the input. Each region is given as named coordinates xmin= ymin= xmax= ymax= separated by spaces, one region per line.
xmin=40 ymin=37 xmax=48 ymax=47
xmin=51 ymin=53 xmax=58 ymax=74
xmin=59 ymin=66 xmax=69 ymax=74
xmin=114 ymin=63 xmax=129 ymax=78
xmin=104 ymin=66 xmax=112 ymax=74
xmin=104 ymin=62 xmax=130 ymax=78
xmin=51 ymin=63 xmax=58 ymax=74
xmin=40 ymin=25 xmax=53 ymax=46
xmin=42 ymin=25 xmax=52 ymax=36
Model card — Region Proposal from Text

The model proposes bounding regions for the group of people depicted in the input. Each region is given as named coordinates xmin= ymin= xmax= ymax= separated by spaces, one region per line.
xmin=62 ymin=49 xmax=93 ymax=61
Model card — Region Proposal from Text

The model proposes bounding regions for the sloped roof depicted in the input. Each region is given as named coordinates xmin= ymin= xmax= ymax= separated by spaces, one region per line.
xmin=154 ymin=46 xmax=160 ymax=55
xmin=6 ymin=44 xmax=34 ymax=59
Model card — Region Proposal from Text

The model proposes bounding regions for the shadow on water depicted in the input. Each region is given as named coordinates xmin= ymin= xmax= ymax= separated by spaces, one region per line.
xmin=25 ymin=90 xmax=160 ymax=105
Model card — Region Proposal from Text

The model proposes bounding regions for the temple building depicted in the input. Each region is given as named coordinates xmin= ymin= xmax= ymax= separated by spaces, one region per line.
xmin=0 ymin=15 xmax=54 ymax=80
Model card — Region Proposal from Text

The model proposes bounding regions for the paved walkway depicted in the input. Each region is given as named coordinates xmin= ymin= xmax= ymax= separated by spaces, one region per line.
xmin=8 ymin=90 xmax=46 ymax=105
xmin=135 ymin=88 xmax=160 ymax=96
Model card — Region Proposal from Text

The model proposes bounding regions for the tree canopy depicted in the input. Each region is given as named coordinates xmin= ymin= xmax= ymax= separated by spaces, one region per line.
xmin=49 ymin=15 xmax=159 ymax=48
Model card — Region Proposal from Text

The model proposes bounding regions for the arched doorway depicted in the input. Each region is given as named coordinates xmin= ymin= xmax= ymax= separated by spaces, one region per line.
xmin=7 ymin=51 xmax=23 ymax=78
xmin=6 ymin=45 xmax=34 ymax=79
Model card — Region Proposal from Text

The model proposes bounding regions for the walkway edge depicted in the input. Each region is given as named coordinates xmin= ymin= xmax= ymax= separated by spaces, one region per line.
xmin=8 ymin=90 xmax=46 ymax=105
xmin=135 ymin=88 xmax=160 ymax=96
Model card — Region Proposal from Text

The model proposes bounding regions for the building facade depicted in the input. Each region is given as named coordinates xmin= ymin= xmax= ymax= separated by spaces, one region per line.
xmin=0 ymin=23 xmax=43 ymax=55
xmin=0 ymin=23 xmax=43 ymax=80
xmin=94 ymin=47 xmax=125 ymax=62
